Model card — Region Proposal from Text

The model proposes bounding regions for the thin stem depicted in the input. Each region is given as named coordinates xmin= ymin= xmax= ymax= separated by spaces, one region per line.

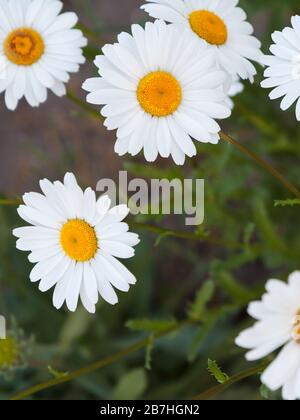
xmin=10 ymin=320 xmax=194 ymax=400
xmin=0 ymin=198 xmax=21 ymax=205
xmin=220 ymin=131 xmax=300 ymax=199
xmin=192 ymin=362 xmax=268 ymax=400
xmin=66 ymin=90 xmax=100 ymax=119
xmin=130 ymin=222 xmax=246 ymax=250
xmin=66 ymin=91 xmax=300 ymax=200
xmin=76 ymin=24 xmax=102 ymax=42
xmin=0 ymin=198 xmax=244 ymax=249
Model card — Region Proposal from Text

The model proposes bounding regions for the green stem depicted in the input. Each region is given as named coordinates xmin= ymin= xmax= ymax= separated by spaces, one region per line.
xmin=76 ymin=23 xmax=102 ymax=42
xmin=0 ymin=198 xmax=21 ymax=205
xmin=192 ymin=362 xmax=268 ymax=400
xmin=10 ymin=320 xmax=194 ymax=400
xmin=66 ymin=90 xmax=100 ymax=119
xmin=220 ymin=131 xmax=300 ymax=199
xmin=66 ymin=91 xmax=300 ymax=200
xmin=131 ymin=222 xmax=245 ymax=250
xmin=0 ymin=198 xmax=243 ymax=249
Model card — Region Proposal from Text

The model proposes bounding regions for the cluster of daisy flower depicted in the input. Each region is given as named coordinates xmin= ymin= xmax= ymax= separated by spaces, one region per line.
xmin=1 ymin=0 xmax=300 ymax=400
xmin=83 ymin=0 xmax=263 ymax=165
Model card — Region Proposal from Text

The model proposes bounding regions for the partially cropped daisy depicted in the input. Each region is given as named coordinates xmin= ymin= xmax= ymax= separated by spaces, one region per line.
xmin=261 ymin=16 xmax=300 ymax=121
xmin=141 ymin=0 xmax=262 ymax=82
xmin=0 ymin=0 xmax=87 ymax=110
xmin=13 ymin=173 xmax=140 ymax=314
xmin=83 ymin=20 xmax=231 ymax=165
xmin=236 ymin=271 xmax=300 ymax=400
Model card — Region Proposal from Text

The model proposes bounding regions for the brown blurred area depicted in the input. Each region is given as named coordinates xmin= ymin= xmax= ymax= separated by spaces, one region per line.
xmin=0 ymin=0 xmax=145 ymax=196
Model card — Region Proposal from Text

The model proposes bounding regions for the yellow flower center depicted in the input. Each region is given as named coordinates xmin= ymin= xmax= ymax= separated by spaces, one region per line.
xmin=60 ymin=219 xmax=98 ymax=262
xmin=189 ymin=10 xmax=228 ymax=46
xmin=4 ymin=28 xmax=45 ymax=66
xmin=137 ymin=71 xmax=182 ymax=117
xmin=0 ymin=337 xmax=20 ymax=368
xmin=292 ymin=313 xmax=300 ymax=343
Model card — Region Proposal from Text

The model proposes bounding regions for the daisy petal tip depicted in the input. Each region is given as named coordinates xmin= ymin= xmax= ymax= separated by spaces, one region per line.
xmin=87 ymin=306 xmax=96 ymax=315
xmin=12 ymin=228 xmax=20 ymax=238
xmin=28 ymin=254 xmax=36 ymax=264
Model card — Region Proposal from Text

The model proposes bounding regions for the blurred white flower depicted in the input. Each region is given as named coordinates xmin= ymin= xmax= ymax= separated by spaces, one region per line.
xmin=261 ymin=16 xmax=300 ymax=121
xmin=0 ymin=0 xmax=87 ymax=110
xmin=236 ymin=271 xmax=300 ymax=400
xmin=83 ymin=20 xmax=231 ymax=165
xmin=13 ymin=173 xmax=139 ymax=314
xmin=226 ymin=76 xmax=244 ymax=109
xmin=141 ymin=0 xmax=262 ymax=82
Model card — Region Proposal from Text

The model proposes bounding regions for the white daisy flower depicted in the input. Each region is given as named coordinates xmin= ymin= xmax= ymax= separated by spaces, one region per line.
xmin=82 ymin=20 xmax=231 ymax=165
xmin=236 ymin=271 xmax=300 ymax=400
xmin=13 ymin=173 xmax=140 ymax=314
xmin=261 ymin=16 xmax=300 ymax=121
xmin=0 ymin=0 xmax=87 ymax=110
xmin=141 ymin=0 xmax=262 ymax=82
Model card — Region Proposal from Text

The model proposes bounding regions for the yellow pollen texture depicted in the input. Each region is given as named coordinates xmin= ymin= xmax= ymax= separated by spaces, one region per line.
xmin=293 ymin=314 xmax=300 ymax=343
xmin=4 ymin=28 xmax=45 ymax=66
xmin=60 ymin=219 xmax=98 ymax=262
xmin=137 ymin=71 xmax=182 ymax=117
xmin=189 ymin=10 xmax=228 ymax=46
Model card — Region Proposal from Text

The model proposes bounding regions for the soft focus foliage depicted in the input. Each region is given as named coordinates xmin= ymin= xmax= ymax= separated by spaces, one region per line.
xmin=1 ymin=0 xmax=300 ymax=400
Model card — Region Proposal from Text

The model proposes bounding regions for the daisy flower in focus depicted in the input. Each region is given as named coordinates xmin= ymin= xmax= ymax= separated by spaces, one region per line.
xmin=236 ymin=272 xmax=300 ymax=400
xmin=83 ymin=20 xmax=231 ymax=165
xmin=141 ymin=0 xmax=262 ymax=82
xmin=0 ymin=0 xmax=87 ymax=110
xmin=261 ymin=16 xmax=300 ymax=121
xmin=13 ymin=173 xmax=140 ymax=314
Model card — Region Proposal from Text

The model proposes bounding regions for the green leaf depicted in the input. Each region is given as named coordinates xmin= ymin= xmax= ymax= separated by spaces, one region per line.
xmin=274 ymin=198 xmax=300 ymax=207
xmin=58 ymin=307 xmax=94 ymax=353
xmin=187 ymin=281 xmax=215 ymax=321
xmin=216 ymin=271 xmax=254 ymax=305
xmin=254 ymin=199 xmax=287 ymax=252
xmin=243 ymin=223 xmax=255 ymax=247
xmin=126 ymin=318 xmax=178 ymax=333
xmin=112 ymin=368 xmax=147 ymax=400
xmin=48 ymin=366 xmax=69 ymax=379
xmin=207 ymin=359 xmax=229 ymax=384
xmin=188 ymin=318 xmax=216 ymax=362
xmin=145 ymin=334 xmax=154 ymax=371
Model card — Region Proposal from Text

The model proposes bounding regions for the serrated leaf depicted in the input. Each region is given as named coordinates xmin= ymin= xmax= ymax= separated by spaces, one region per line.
xmin=126 ymin=318 xmax=178 ymax=333
xmin=187 ymin=281 xmax=215 ymax=321
xmin=274 ymin=198 xmax=300 ymax=207
xmin=48 ymin=366 xmax=69 ymax=379
xmin=207 ymin=359 xmax=229 ymax=384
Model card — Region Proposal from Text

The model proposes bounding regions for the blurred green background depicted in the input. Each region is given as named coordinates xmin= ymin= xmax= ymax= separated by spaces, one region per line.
xmin=1 ymin=0 xmax=300 ymax=400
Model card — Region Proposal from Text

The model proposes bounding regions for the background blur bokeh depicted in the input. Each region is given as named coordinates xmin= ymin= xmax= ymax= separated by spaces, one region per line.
xmin=1 ymin=0 xmax=300 ymax=400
